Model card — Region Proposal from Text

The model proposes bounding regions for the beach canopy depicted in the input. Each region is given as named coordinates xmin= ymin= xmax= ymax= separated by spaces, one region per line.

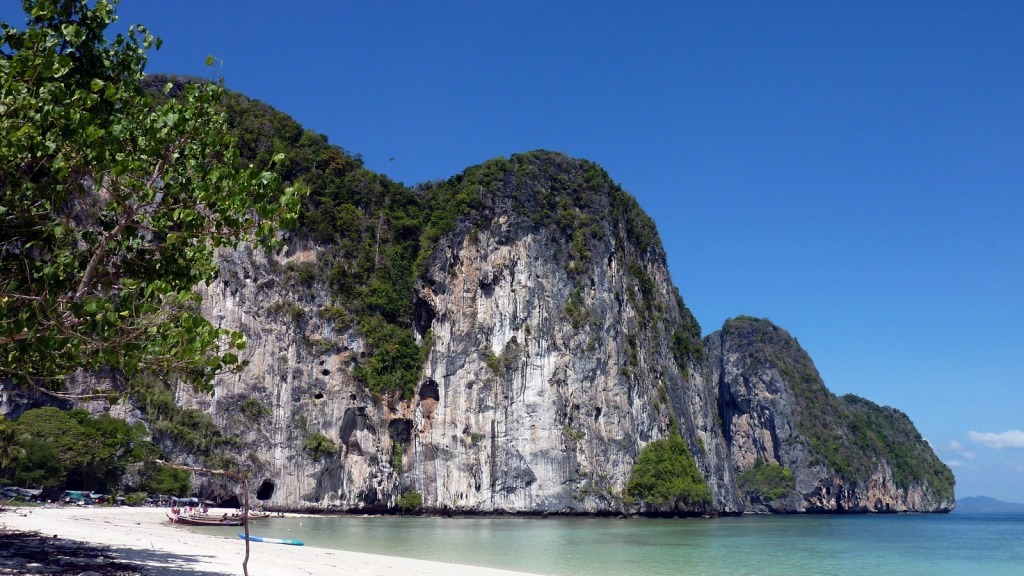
xmin=2 ymin=487 xmax=43 ymax=498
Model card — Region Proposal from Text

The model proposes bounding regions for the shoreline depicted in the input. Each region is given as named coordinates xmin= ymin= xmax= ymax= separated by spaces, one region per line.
xmin=0 ymin=506 xmax=541 ymax=576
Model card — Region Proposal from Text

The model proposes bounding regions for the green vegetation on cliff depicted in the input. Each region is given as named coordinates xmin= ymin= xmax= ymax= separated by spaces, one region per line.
xmin=433 ymin=153 xmax=702 ymax=367
xmin=148 ymin=74 xmax=441 ymax=399
xmin=720 ymin=317 xmax=954 ymax=501
xmin=302 ymin=432 xmax=338 ymax=461
xmin=151 ymin=88 xmax=706 ymax=399
xmin=738 ymin=460 xmax=795 ymax=502
xmin=129 ymin=375 xmax=239 ymax=471
xmin=838 ymin=393 xmax=955 ymax=500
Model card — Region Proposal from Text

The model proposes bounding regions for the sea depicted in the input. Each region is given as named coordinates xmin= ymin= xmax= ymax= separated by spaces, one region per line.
xmin=193 ymin=513 xmax=1024 ymax=575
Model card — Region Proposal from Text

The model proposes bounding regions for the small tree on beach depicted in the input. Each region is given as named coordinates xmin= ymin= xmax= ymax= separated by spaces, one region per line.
xmin=397 ymin=490 xmax=423 ymax=512
xmin=626 ymin=434 xmax=712 ymax=511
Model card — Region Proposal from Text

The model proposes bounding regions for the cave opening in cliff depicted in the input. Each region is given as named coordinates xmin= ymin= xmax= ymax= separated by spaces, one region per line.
xmin=256 ymin=479 xmax=275 ymax=500
xmin=419 ymin=379 xmax=440 ymax=402
xmin=413 ymin=295 xmax=435 ymax=339
xmin=388 ymin=419 xmax=413 ymax=445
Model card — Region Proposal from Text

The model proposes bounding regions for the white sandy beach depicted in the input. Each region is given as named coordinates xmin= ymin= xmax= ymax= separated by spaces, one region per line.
xmin=0 ymin=506 xmax=540 ymax=576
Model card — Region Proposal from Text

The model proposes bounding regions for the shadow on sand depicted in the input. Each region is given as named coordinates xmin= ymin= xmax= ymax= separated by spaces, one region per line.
xmin=0 ymin=529 xmax=239 ymax=576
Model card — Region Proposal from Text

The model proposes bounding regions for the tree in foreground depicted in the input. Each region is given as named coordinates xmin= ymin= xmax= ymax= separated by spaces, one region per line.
xmin=0 ymin=0 xmax=303 ymax=390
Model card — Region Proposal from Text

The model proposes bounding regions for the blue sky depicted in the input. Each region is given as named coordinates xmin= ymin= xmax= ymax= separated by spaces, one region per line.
xmin=4 ymin=1 xmax=1022 ymax=501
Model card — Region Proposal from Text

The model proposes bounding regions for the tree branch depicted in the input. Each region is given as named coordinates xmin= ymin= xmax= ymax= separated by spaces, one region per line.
xmin=75 ymin=216 xmax=132 ymax=300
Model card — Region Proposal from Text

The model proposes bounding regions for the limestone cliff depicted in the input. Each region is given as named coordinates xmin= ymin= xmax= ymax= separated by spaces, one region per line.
xmin=706 ymin=317 xmax=954 ymax=512
xmin=178 ymin=152 xmax=738 ymax=514
xmin=165 ymin=152 xmax=951 ymax=514
xmin=0 ymin=106 xmax=954 ymax=513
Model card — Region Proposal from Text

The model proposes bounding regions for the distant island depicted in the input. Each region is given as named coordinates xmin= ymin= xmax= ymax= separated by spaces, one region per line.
xmin=953 ymin=496 xmax=1024 ymax=514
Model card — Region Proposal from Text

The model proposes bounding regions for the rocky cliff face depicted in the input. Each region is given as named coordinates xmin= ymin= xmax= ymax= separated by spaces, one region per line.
xmin=168 ymin=153 xmax=951 ymax=514
xmin=706 ymin=317 xmax=954 ymax=512
xmin=176 ymin=153 xmax=741 ymax=514
xmin=2 ymin=148 xmax=952 ymax=515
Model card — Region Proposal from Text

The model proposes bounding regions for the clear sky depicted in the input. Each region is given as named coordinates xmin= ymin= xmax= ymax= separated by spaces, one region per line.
xmin=4 ymin=1 xmax=1021 ymax=501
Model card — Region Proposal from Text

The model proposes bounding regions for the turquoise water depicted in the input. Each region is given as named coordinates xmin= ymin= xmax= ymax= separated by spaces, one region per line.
xmin=197 ymin=514 xmax=1024 ymax=575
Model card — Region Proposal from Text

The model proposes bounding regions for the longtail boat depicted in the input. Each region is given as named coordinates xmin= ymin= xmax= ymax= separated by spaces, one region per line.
xmin=166 ymin=510 xmax=243 ymax=526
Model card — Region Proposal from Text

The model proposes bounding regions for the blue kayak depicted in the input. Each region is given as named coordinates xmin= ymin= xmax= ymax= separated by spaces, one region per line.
xmin=238 ymin=533 xmax=304 ymax=546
